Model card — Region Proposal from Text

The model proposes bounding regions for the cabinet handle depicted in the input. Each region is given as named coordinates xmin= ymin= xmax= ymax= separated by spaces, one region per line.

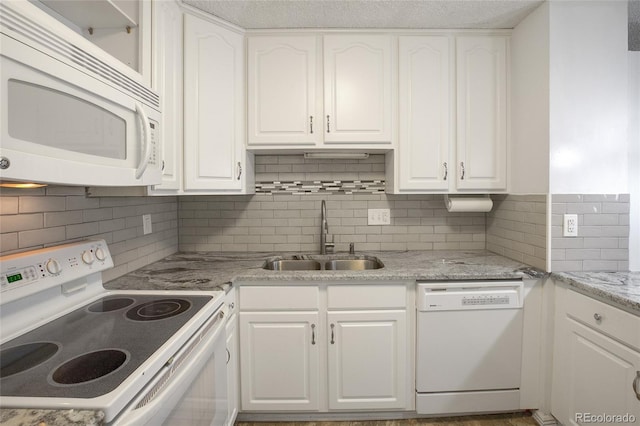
xmin=326 ymin=115 xmax=331 ymax=133
xmin=330 ymin=323 xmax=335 ymax=344
xmin=226 ymin=348 xmax=231 ymax=365
xmin=593 ymin=313 xmax=602 ymax=322
xmin=310 ymin=116 xmax=314 ymax=134
xmin=460 ymin=162 xmax=465 ymax=180
xmin=634 ymin=371 xmax=640 ymax=401
xmin=311 ymin=324 xmax=316 ymax=345
xmin=237 ymin=162 xmax=242 ymax=180
xmin=161 ymin=160 xmax=165 ymax=171
xmin=443 ymin=162 xmax=448 ymax=181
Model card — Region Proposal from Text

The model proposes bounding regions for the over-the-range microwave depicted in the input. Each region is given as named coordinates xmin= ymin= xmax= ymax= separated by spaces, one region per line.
xmin=0 ymin=1 xmax=162 ymax=187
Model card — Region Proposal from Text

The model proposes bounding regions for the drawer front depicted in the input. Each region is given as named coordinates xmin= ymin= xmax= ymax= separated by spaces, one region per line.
xmin=566 ymin=289 xmax=640 ymax=351
xmin=328 ymin=285 xmax=406 ymax=309
xmin=240 ymin=286 xmax=319 ymax=310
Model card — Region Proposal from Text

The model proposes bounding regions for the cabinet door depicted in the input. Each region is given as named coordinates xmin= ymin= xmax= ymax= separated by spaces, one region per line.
xmin=150 ymin=0 xmax=183 ymax=192
xmin=398 ymin=36 xmax=452 ymax=191
xmin=323 ymin=35 xmax=393 ymax=144
xmin=553 ymin=318 xmax=640 ymax=425
xmin=183 ymin=14 xmax=244 ymax=191
xmin=327 ymin=310 xmax=407 ymax=410
xmin=239 ymin=311 xmax=320 ymax=411
xmin=456 ymin=36 xmax=508 ymax=190
xmin=225 ymin=312 xmax=239 ymax=426
xmin=247 ymin=36 xmax=320 ymax=146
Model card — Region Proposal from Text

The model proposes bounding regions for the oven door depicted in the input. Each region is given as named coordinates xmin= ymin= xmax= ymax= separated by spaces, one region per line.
xmin=0 ymin=32 xmax=161 ymax=187
xmin=113 ymin=308 xmax=229 ymax=426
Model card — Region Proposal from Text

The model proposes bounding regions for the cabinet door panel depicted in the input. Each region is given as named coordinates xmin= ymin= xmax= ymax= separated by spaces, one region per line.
xmin=398 ymin=36 xmax=451 ymax=191
xmin=151 ymin=0 xmax=182 ymax=191
xmin=248 ymin=36 xmax=319 ymax=146
xmin=327 ymin=310 xmax=406 ymax=410
xmin=239 ymin=312 xmax=320 ymax=411
xmin=183 ymin=14 xmax=243 ymax=190
xmin=324 ymin=35 xmax=392 ymax=144
xmin=456 ymin=36 xmax=507 ymax=190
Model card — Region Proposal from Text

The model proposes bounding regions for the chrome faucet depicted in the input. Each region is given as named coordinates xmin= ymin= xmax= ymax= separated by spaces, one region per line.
xmin=320 ymin=200 xmax=334 ymax=254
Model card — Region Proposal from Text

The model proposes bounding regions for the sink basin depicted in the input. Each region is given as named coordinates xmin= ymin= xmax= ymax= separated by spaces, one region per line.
xmin=324 ymin=259 xmax=384 ymax=270
xmin=263 ymin=256 xmax=384 ymax=271
xmin=263 ymin=259 xmax=322 ymax=271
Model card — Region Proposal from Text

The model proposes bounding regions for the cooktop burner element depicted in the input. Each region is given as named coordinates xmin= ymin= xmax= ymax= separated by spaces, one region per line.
xmin=0 ymin=342 xmax=59 ymax=378
xmin=52 ymin=349 xmax=128 ymax=385
xmin=87 ymin=297 xmax=135 ymax=313
xmin=126 ymin=298 xmax=191 ymax=321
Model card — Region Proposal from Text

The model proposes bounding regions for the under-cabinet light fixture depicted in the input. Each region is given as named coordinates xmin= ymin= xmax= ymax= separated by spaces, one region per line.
xmin=304 ymin=152 xmax=369 ymax=160
xmin=0 ymin=182 xmax=47 ymax=189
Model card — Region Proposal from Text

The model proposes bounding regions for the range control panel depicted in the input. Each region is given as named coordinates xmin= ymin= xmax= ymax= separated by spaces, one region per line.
xmin=418 ymin=281 xmax=524 ymax=311
xmin=0 ymin=240 xmax=113 ymax=303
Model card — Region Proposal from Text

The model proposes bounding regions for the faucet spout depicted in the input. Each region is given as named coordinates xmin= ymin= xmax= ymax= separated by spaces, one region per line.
xmin=320 ymin=200 xmax=334 ymax=254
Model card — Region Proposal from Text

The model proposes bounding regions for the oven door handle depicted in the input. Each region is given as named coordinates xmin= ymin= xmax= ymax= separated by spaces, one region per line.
xmin=114 ymin=309 xmax=228 ymax=425
xmin=135 ymin=103 xmax=152 ymax=180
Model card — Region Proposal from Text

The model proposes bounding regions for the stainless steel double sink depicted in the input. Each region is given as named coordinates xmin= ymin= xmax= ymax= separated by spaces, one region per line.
xmin=263 ymin=255 xmax=384 ymax=271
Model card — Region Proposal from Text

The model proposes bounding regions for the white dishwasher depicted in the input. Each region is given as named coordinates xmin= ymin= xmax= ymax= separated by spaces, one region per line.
xmin=416 ymin=281 xmax=524 ymax=415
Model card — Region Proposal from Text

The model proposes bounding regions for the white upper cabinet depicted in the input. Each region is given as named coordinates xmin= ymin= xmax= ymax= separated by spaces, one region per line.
xmin=150 ymin=0 xmax=183 ymax=192
xmin=396 ymin=35 xmax=452 ymax=191
xmin=247 ymin=36 xmax=320 ymax=146
xmin=183 ymin=13 xmax=252 ymax=192
xmin=390 ymin=34 xmax=508 ymax=193
xmin=455 ymin=35 xmax=508 ymax=190
xmin=323 ymin=35 xmax=393 ymax=144
xmin=247 ymin=34 xmax=394 ymax=149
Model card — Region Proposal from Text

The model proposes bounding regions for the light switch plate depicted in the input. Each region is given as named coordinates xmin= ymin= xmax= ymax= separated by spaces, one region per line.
xmin=563 ymin=214 xmax=578 ymax=237
xmin=142 ymin=214 xmax=152 ymax=235
xmin=368 ymin=209 xmax=391 ymax=225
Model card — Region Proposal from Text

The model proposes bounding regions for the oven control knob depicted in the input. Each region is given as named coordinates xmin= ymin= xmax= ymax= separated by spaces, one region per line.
xmin=81 ymin=251 xmax=95 ymax=265
xmin=95 ymin=247 xmax=107 ymax=261
xmin=46 ymin=259 xmax=62 ymax=275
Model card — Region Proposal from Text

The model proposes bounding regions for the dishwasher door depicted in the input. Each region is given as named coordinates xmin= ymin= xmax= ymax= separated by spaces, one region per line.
xmin=416 ymin=281 xmax=524 ymax=414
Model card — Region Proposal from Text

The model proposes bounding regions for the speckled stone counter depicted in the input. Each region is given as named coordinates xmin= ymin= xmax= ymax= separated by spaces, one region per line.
xmin=104 ymin=250 xmax=541 ymax=292
xmin=552 ymin=271 xmax=640 ymax=315
xmin=0 ymin=408 xmax=104 ymax=426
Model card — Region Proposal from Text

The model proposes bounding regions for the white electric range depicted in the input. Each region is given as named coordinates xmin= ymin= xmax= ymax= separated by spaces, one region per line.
xmin=0 ymin=240 xmax=228 ymax=425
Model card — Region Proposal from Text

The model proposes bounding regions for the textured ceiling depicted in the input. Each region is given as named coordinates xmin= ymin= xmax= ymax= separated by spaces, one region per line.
xmin=182 ymin=0 xmax=546 ymax=29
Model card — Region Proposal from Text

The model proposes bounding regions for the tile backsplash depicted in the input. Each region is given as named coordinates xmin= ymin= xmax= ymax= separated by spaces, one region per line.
xmin=0 ymin=186 xmax=178 ymax=282
xmin=487 ymin=194 xmax=547 ymax=270
xmin=551 ymin=194 xmax=630 ymax=272
xmin=179 ymin=193 xmax=486 ymax=253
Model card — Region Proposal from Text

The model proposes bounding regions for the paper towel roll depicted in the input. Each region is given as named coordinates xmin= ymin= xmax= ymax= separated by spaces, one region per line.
xmin=445 ymin=196 xmax=493 ymax=212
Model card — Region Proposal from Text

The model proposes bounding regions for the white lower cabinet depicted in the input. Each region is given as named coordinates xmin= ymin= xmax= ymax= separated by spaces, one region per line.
xmin=327 ymin=310 xmax=407 ymax=410
xmin=238 ymin=283 xmax=411 ymax=413
xmin=225 ymin=288 xmax=239 ymax=425
xmin=552 ymin=285 xmax=640 ymax=425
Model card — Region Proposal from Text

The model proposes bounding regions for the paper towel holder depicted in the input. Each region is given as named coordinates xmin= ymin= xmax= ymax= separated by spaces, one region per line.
xmin=444 ymin=194 xmax=493 ymax=213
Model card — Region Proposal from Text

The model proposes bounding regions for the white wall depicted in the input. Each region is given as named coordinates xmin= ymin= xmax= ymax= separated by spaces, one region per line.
xmin=510 ymin=2 xmax=550 ymax=194
xmin=548 ymin=0 xmax=629 ymax=194
xmin=630 ymin=51 xmax=640 ymax=271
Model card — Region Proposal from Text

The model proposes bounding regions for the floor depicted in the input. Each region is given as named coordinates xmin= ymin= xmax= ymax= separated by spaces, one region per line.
xmin=236 ymin=412 xmax=538 ymax=426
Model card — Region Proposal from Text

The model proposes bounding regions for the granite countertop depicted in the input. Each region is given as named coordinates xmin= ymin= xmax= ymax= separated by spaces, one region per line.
xmin=104 ymin=249 xmax=542 ymax=292
xmin=0 ymin=408 xmax=104 ymax=426
xmin=552 ymin=271 xmax=640 ymax=314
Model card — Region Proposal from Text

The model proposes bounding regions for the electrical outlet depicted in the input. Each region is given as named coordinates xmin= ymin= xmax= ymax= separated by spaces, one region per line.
xmin=563 ymin=214 xmax=578 ymax=237
xmin=368 ymin=209 xmax=391 ymax=225
xmin=142 ymin=214 xmax=152 ymax=235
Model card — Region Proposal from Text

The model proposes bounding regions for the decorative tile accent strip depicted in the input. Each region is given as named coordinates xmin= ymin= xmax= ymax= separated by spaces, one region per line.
xmin=255 ymin=180 xmax=386 ymax=195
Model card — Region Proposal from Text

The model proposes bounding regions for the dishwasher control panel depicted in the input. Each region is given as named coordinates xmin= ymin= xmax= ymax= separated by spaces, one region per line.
xmin=417 ymin=281 xmax=523 ymax=311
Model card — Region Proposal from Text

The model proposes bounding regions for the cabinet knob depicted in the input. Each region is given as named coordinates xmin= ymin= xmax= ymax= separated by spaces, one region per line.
xmin=593 ymin=313 xmax=602 ymax=322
